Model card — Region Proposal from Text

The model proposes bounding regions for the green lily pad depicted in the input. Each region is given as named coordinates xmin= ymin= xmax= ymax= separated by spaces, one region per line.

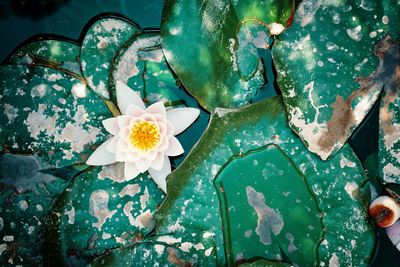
xmin=272 ymin=0 xmax=400 ymax=160
xmin=0 ymin=153 xmax=70 ymax=265
xmin=43 ymin=163 xmax=165 ymax=265
xmin=155 ymin=96 xmax=374 ymax=265
xmin=239 ymin=259 xmax=290 ymax=267
xmin=110 ymin=30 xmax=211 ymax=167
xmin=4 ymin=38 xmax=83 ymax=80
xmin=89 ymin=231 xmax=217 ymax=266
xmin=0 ymin=65 xmax=111 ymax=168
xmin=89 ymin=242 xmax=195 ymax=266
xmin=215 ymin=144 xmax=323 ymax=265
xmin=161 ymin=0 xmax=295 ymax=111
xmin=80 ymin=16 xmax=140 ymax=99
xmin=109 ymin=31 xmax=163 ymax=105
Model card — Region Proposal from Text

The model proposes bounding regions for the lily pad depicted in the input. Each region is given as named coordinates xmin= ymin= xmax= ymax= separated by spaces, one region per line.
xmin=272 ymin=0 xmax=400 ymax=160
xmin=0 ymin=153 xmax=70 ymax=265
xmin=161 ymin=0 xmax=295 ymax=111
xmin=90 ymin=232 xmax=217 ymax=266
xmin=89 ymin=242 xmax=196 ymax=266
xmin=43 ymin=163 xmax=165 ymax=265
xmin=239 ymin=259 xmax=290 ymax=267
xmin=4 ymin=38 xmax=83 ymax=80
xmin=0 ymin=65 xmax=111 ymax=168
xmin=155 ymin=96 xmax=374 ymax=265
xmin=215 ymin=144 xmax=323 ymax=265
xmin=80 ymin=16 xmax=140 ymax=99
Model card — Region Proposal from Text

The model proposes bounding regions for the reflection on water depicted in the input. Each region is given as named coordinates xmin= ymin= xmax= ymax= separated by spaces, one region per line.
xmin=0 ymin=0 xmax=164 ymax=62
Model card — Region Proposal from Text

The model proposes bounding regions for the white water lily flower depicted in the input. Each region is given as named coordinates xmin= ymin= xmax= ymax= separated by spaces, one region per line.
xmin=87 ymin=81 xmax=200 ymax=192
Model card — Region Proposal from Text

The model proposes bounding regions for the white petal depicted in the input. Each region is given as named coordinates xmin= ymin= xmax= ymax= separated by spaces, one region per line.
xmin=119 ymin=125 xmax=130 ymax=141
xmin=126 ymin=104 xmax=145 ymax=117
xmin=116 ymin=151 xmax=127 ymax=162
xmin=150 ymin=152 xmax=164 ymax=170
xmin=117 ymin=115 xmax=132 ymax=128
xmin=117 ymin=138 xmax=129 ymax=152
xmin=148 ymin=157 xmax=171 ymax=193
xmin=157 ymin=135 xmax=169 ymax=152
xmin=146 ymin=102 xmax=166 ymax=116
xmin=164 ymin=136 xmax=184 ymax=156
xmin=102 ymin=118 xmax=119 ymax=135
xmin=124 ymin=162 xmax=140 ymax=181
xmin=387 ymin=220 xmax=400 ymax=248
xmin=116 ymin=81 xmax=145 ymax=114
xmin=107 ymin=136 xmax=119 ymax=153
xmin=143 ymin=151 xmax=158 ymax=161
xmin=135 ymin=157 xmax=152 ymax=173
xmin=86 ymin=139 xmax=116 ymax=165
xmin=125 ymin=151 xmax=141 ymax=162
xmin=167 ymin=107 xmax=200 ymax=135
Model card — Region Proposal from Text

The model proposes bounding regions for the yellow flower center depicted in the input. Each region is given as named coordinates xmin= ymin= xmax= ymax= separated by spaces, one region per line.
xmin=129 ymin=121 xmax=160 ymax=151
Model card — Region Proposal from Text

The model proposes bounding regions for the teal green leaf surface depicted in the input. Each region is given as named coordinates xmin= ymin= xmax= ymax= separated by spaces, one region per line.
xmin=155 ymin=96 xmax=374 ymax=266
xmin=89 ymin=242 xmax=196 ymax=266
xmin=239 ymin=259 xmax=290 ymax=267
xmin=161 ymin=0 xmax=295 ymax=111
xmin=43 ymin=163 xmax=165 ymax=265
xmin=272 ymin=0 xmax=400 ymax=160
xmin=0 ymin=65 xmax=111 ymax=168
xmin=0 ymin=153 xmax=70 ymax=265
xmin=5 ymin=39 xmax=82 ymax=80
xmin=80 ymin=16 xmax=140 ymax=99
xmin=215 ymin=145 xmax=323 ymax=265
xmin=90 ymin=232 xmax=217 ymax=266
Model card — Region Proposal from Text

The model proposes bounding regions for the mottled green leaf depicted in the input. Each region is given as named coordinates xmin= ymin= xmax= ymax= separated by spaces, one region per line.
xmin=90 ymin=232 xmax=217 ymax=266
xmin=80 ymin=16 xmax=140 ymax=99
xmin=0 ymin=65 xmax=111 ymax=168
xmin=161 ymin=0 xmax=295 ymax=111
xmin=0 ymin=153 xmax=70 ymax=265
xmin=215 ymin=145 xmax=323 ymax=265
xmin=155 ymin=96 xmax=374 ymax=265
xmin=272 ymin=0 xmax=400 ymax=160
xmin=5 ymin=39 xmax=83 ymax=80
xmin=43 ymin=163 xmax=165 ymax=265
xmin=239 ymin=259 xmax=290 ymax=267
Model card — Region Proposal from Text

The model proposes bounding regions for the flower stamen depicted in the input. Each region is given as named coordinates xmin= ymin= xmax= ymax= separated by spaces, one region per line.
xmin=129 ymin=121 xmax=160 ymax=151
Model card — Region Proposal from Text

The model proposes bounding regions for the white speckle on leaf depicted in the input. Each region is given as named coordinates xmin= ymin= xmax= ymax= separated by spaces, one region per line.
xmin=344 ymin=182 xmax=358 ymax=198
xmin=4 ymin=104 xmax=18 ymax=123
xmin=3 ymin=236 xmax=14 ymax=242
xmin=296 ymin=0 xmax=322 ymax=27
xmin=246 ymin=186 xmax=284 ymax=245
xmin=382 ymin=15 xmax=389 ymax=25
xmin=329 ymin=253 xmax=339 ymax=266
xmin=71 ymin=83 xmax=88 ymax=98
xmin=65 ymin=205 xmax=75 ymax=224
xmin=346 ymin=25 xmax=362 ymax=41
xmin=89 ymin=190 xmax=117 ymax=231
xmin=31 ymin=84 xmax=46 ymax=98
xmin=119 ymin=184 xmax=140 ymax=198
xmin=269 ymin=23 xmax=285 ymax=35
xmin=19 ymin=200 xmax=28 ymax=211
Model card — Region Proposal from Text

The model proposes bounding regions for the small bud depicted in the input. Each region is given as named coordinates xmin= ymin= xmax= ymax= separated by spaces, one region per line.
xmin=370 ymin=195 xmax=400 ymax=228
